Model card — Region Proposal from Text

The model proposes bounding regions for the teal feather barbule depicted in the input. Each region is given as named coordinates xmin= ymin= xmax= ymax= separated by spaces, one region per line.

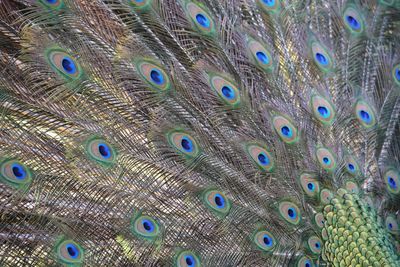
xmin=0 ymin=0 xmax=399 ymax=266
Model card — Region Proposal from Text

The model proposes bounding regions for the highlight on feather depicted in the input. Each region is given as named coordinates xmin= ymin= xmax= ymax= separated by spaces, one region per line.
xmin=252 ymin=229 xmax=276 ymax=252
xmin=0 ymin=159 xmax=32 ymax=190
xmin=342 ymin=5 xmax=365 ymax=35
xmin=131 ymin=213 xmax=161 ymax=240
xmin=128 ymin=0 xmax=153 ymax=10
xmin=175 ymin=250 xmax=201 ymax=267
xmin=45 ymin=47 xmax=83 ymax=81
xmin=354 ymin=99 xmax=376 ymax=128
xmin=385 ymin=215 xmax=399 ymax=235
xmin=247 ymin=38 xmax=275 ymax=72
xmin=384 ymin=168 xmax=399 ymax=195
xmin=184 ymin=2 xmax=215 ymax=35
xmin=208 ymin=73 xmax=241 ymax=107
xmin=320 ymin=189 xmax=333 ymax=205
xmin=344 ymin=155 xmax=360 ymax=176
xmin=135 ymin=59 xmax=172 ymax=92
xmin=245 ymin=143 xmax=275 ymax=172
xmin=272 ymin=115 xmax=299 ymax=144
xmin=54 ymin=238 xmax=84 ymax=265
xmin=309 ymin=39 xmax=334 ymax=72
xmin=296 ymin=255 xmax=315 ymax=267
xmin=201 ymin=189 xmax=231 ymax=217
xmin=167 ymin=130 xmax=200 ymax=158
xmin=306 ymin=235 xmax=322 ymax=255
xmin=38 ymin=0 xmax=65 ymax=10
xmin=298 ymin=173 xmax=320 ymax=198
xmin=345 ymin=181 xmax=359 ymax=194
xmin=310 ymin=94 xmax=335 ymax=124
xmin=257 ymin=0 xmax=281 ymax=14
xmin=85 ymin=137 xmax=117 ymax=166
xmin=392 ymin=63 xmax=400 ymax=87
xmin=314 ymin=212 xmax=325 ymax=228
xmin=315 ymin=147 xmax=336 ymax=171
xmin=278 ymin=201 xmax=301 ymax=225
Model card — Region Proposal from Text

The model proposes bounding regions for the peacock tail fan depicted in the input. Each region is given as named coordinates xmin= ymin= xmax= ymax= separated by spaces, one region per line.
xmin=0 ymin=0 xmax=399 ymax=266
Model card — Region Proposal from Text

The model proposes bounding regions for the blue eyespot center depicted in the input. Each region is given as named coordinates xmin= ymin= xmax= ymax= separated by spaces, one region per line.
xmin=142 ymin=219 xmax=154 ymax=232
xmin=66 ymin=243 xmax=79 ymax=259
xmin=98 ymin=144 xmax=111 ymax=159
xmin=221 ymin=86 xmax=235 ymax=99
xmin=315 ymin=242 xmax=320 ymax=249
xmin=317 ymin=106 xmax=329 ymax=118
xmin=388 ymin=177 xmax=397 ymax=189
xmin=263 ymin=234 xmax=273 ymax=246
xmin=61 ymin=57 xmax=77 ymax=74
xmin=214 ymin=194 xmax=225 ymax=208
xmin=181 ymin=137 xmax=194 ymax=152
xmin=359 ymin=110 xmax=371 ymax=123
xmin=46 ymin=0 xmax=57 ymax=4
xmin=315 ymin=53 xmax=328 ymax=66
xmin=256 ymin=51 xmax=269 ymax=64
xmin=185 ymin=255 xmax=195 ymax=267
xmin=395 ymin=68 xmax=400 ymax=81
xmin=196 ymin=13 xmax=210 ymax=28
xmin=280 ymin=126 xmax=292 ymax=137
xmin=287 ymin=208 xmax=296 ymax=219
xmin=388 ymin=223 xmax=393 ymax=230
xmin=11 ymin=163 xmax=26 ymax=180
xmin=150 ymin=69 xmax=164 ymax=85
xmin=323 ymin=157 xmax=330 ymax=165
xmin=257 ymin=153 xmax=270 ymax=165
xmin=307 ymin=182 xmax=315 ymax=191
xmin=346 ymin=15 xmax=361 ymax=30
xmin=305 ymin=263 xmax=311 ymax=267
xmin=262 ymin=0 xmax=275 ymax=6
xmin=348 ymin=163 xmax=355 ymax=172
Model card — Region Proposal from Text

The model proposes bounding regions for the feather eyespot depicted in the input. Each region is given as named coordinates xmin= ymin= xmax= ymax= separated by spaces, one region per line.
xmin=39 ymin=0 xmax=64 ymax=9
xmin=316 ymin=147 xmax=336 ymax=171
xmin=343 ymin=7 xmax=364 ymax=34
xmin=186 ymin=3 xmax=215 ymax=35
xmin=176 ymin=250 xmax=201 ymax=267
xmin=320 ymin=189 xmax=333 ymax=204
xmin=129 ymin=0 xmax=152 ymax=9
xmin=307 ymin=236 xmax=322 ymax=254
xmin=46 ymin=49 xmax=83 ymax=80
xmin=136 ymin=60 xmax=171 ymax=91
xmin=385 ymin=216 xmax=399 ymax=235
xmin=345 ymin=181 xmax=359 ymax=194
xmin=279 ymin=201 xmax=301 ymax=225
xmin=384 ymin=169 xmax=399 ymax=195
xmin=296 ymin=256 xmax=314 ymax=267
xmin=209 ymin=75 xmax=240 ymax=106
xmin=246 ymin=144 xmax=274 ymax=171
xmin=392 ymin=64 xmax=400 ymax=87
xmin=310 ymin=41 xmax=334 ymax=71
xmin=167 ymin=131 xmax=200 ymax=158
xmin=248 ymin=39 xmax=274 ymax=72
xmin=354 ymin=100 xmax=376 ymax=128
xmin=86 ymin=138 xmax=116 ymax=165
xmin=272 ymin=116 xmax=298 ymax=144
xmin=299 ymin=173 xmax=319 ymax=197
xmin=314 ymin=213 xmax=325 ymax=228
xmin=345 ymin=155 xmax=360 ymax=176
xmin=131 ymin=214 xmax=160 ymax=240
xmin=203 ymin=189 xmax=231 ymax=216
xmin=258 ymin=0 xmax=281 ymax=13
xmin=0 ymin=159 xmax=32 ymax=188
xmin=55 ymin=239 xmax=84 ymax=265
xmin=254 ymin=230 xmax=276 ymax=251
xmin=310 ymin=95 xmax=335 ymax=124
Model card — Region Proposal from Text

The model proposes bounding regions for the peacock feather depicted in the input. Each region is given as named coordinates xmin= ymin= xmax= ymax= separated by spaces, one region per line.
xmin=0 ymin=0 xmax=399 ymax=266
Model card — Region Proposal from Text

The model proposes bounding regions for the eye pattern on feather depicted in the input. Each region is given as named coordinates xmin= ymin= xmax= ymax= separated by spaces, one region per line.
xmin=258 ymin=0 xmax=281 ymax=13
xmin=167 ymin=131 xmax=200 ymax=158
xmin=248 ymin=39 xmax=274 ymax=72
xmin=310 ymin=95 xmax=335 ymax=124
xmin=320 ymin=189 xmax=333 ymax=205
xmin=392 ymin=63 xmax=400 ymax=86
xmin=316 ymin=147 xmax=336 ymax=171
xmin=296 ymin=256 xmax=314 ymax=267
xmin=85 ymin=138 xmax=116 ymax=165
xmin=307 ymin=236 xmax=322 ymax=255
xmin=384 ymin=169 xmax=399 ymax=195
xmin=345 ymin=181 xmax=359 ymax=194
xmin=272 ymin=116 xmax=298 ymax=144
xmin=202 ymin=189 xmax=231 ymax=216
xmin=136 ymin=60 xmax=171 ymax=91
xmin=186 ymin=2 xmax=215 ymax=35
xmin=209 ymin=74 xmax=241 ymax=106
xmin=55 ymin=239 xmax=84 ymax=265
xmin=0 ymin=159 xmax=32 ymax=188
xmin=354 ymin=100 xmax=376 ymax=128
xmin=46 ymin=49 xmax=82 ymax=80
xmin=385 ymin=215 xmax=399 ymax=234
xmin=311 ymin=41 xmax=334 ymax=71
xmin=131 ymin=214 xmax=160 ymax=240
xmin=343 ymin=6 xmax=364 ymax=34
xmin=299 ymin=173 xmax=320 ymax=198
xmin=129 ymin=0 xmax=152 ymax=9
xmin=253 ymin=230 xmax=276 ymax=251
xmin=39 ymin=0 xmax=64 ymax=10
xmin=278 ymin=201 xmax=301 ymax=225
xmin=314 ymin=213 xmax=325 ymax=228
xmin=175 ymin=250 xmax=201 ymax=267
xmin=246 ymin=144 xmax=274 ymax=171
xmin=345 ymin=155 xmax=360 ymax=176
